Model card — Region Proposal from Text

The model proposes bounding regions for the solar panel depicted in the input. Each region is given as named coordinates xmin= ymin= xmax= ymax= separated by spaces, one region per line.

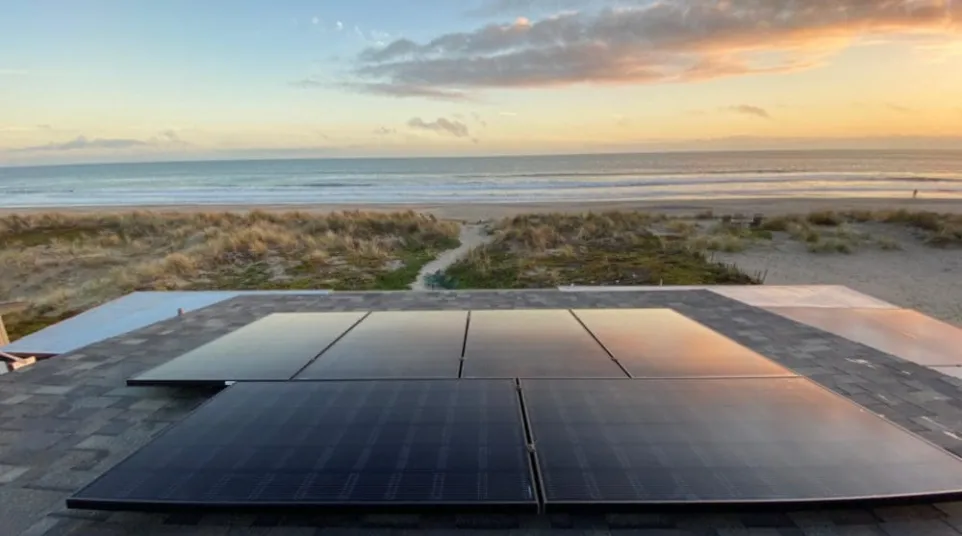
xmin=461 ymin=310 xmax=626 ymax=378
xmin=523 ymin=378 xmax=962 ymax=506
xmin=128 ymin=313 xmax=366 ymax=385
xmin=766 ymin=307 xmax=962 ymax=366
xmin=68 ymin=380 xmax=537 ymax=511
xmin=572 ymin=309 xmax=794 ymax=378
xmin=294 ymin=311 xmax=467 ymax=380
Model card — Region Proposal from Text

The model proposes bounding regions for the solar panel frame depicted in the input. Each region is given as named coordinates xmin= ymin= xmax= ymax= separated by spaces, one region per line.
xmin=521 ymin=377 xmax=962 ymax=510
xmin=571 ymin=309 xmax=796 ymax=379
xmin=461 ymin=310 xmax=628 ymax=379
xmin=127 ymin=312 xmax=368 ymax=386
xmin=293 ymin=311 xmax=468 ymax=380
xmin=67 ymin=380 xmax=539 ymax=512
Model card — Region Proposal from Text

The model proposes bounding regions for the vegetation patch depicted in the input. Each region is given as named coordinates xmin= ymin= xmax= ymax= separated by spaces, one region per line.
xmin=1 ymin=210 xmax=460 ymax=340
xmin=444 ymin=212 xmax=761 ymax=289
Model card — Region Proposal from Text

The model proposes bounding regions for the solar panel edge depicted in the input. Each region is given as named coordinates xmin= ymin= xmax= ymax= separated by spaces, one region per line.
xmin=68 ymin=380 xmax=540 ymax=512
xmin=520 ymin=378 xmax=962 ymax=507
xmin=67 ymin=382 xmax=242 ymax=506
xmin=570 ymin=308 xmax=797 ymax=379
xmin=128 ymin=312 xmax=369 ymax=385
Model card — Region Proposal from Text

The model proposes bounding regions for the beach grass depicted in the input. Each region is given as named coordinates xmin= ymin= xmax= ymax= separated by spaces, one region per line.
xmin=0 ymin=210 xmax=460 ymax=340
xmin=443 ymin=212 xmax=761 ymax=288
xmin=703 ymin=209 xmax=962 ymax=252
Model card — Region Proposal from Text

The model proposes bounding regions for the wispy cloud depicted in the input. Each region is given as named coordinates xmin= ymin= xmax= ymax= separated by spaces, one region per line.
xmin=373 ymin=126 xmax=397 ymax=136
xmin=407 ymin=117 xmax=470 ymax=138
xmin=724 ymin=105 xmax=772 ymax=119
xmin=0 ymin=124 xmax=53 ymax=133
xmin=291 ymin=78 xmax=325 ymax=89
xmin=350 ymin=82 xmax=469 ymax=101
xmin=471 ymin=112 xmax=489 ymax=127
xmin=886 ymin=102 xmax=915 ymax=114
xmin=354 ymin=0 xmax=962 ymax=99
xmin=22 ymin=136 xmax=146 ymax=152
xmin=18 ymin=131 xmax=187 ymax=152
xmin=611 ymin=113 xmax=630 ymax=127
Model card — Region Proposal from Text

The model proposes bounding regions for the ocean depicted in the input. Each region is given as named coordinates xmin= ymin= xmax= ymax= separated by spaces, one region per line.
xmin=1 ymin=150 xmax=961 ymax=208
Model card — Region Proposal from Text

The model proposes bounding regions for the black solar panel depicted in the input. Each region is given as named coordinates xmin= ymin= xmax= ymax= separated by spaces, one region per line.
xmin=572 ymin=309 xmax=794 ymax=378
xmin=523 ymin=378 xmax=962 ymax=506
xmin=294 ymin=311 xmax=466 ymax=379
xmin=462 ymin=310 xmax=626 ymax=378
xmin=68 ymin=381 xmax=537 ymax=511
xmin=128 ymin=313 xmax=366 ymax=385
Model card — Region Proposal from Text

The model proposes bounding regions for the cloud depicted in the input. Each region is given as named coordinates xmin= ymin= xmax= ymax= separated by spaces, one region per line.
xmin=724 ymin=105 xmax=772 ymax=119
xmin=0 ymin=124 xmax=53 ymax=133
xmin=18 ymin=131 xmax=188 ymax=152
xmin=23 ymin=136 xmax=147 ymax=152
xmin=350 ymin=82 xmax=470 ymax=101
xmin=373 ymin=126 xmax=397 ymax=136
xmin=471 ymin=112 xmax=489 ymax=127
xmin=291 ymin=78 xmax=324 ymax=89
xmin=312 ymin=16 xmax=319 ymax=25
xmin=407 ymin=117 xmax=470 ymax=137
xmin=155 ymin=129 xmax=183 ymax=143
xmin=886 ymin=102 xmax=915 ymax=113
xmin=498 ymin=111 xmax=518 ymax=117
xmin=355 ymin=0 xmax=962 ymax=98
xmin=336 ymin=21 xmax=343 ymax=31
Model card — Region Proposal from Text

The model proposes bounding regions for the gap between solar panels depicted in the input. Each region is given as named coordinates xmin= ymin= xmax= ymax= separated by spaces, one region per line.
xmin=68 ymin=377 xmax=962 ymax=513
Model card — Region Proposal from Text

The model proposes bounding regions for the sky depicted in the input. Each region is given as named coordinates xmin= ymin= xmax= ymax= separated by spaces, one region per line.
xmin=2 ymin=0 xmax=962 ymax=166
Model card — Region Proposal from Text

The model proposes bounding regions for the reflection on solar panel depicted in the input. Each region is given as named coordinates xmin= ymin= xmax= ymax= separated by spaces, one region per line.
xmin=523 ymin=378 xmax=962 ymax=506
xmin=573 ymin=309 xmax=794 ymax=378
xmin=766 ymin=307 xmax=962 ymax=367
xmin=68 ymin=381 xmax=537 ymax=510
xmin=128 ymin=313 xmax=365 ymax=385
xmin=462 ymin=310 xmax=626 ymax=378
xmin=295 ymin=311 xmax=466 ymax=379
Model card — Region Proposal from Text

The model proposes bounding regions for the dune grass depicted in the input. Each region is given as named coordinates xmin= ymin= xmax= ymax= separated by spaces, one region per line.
xmin=444 ymin=212 xmax=761 ymax=288
xmin=0 ymin=210 xmax=460 ymax=341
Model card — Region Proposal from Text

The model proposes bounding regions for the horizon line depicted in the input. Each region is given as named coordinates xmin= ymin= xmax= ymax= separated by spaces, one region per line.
xmin=4 ymin=146 xmax=962 ymax=170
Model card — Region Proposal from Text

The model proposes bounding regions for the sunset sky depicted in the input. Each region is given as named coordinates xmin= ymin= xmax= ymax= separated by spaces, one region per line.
xmin=2 ymin=0 xmax=962 ymax=165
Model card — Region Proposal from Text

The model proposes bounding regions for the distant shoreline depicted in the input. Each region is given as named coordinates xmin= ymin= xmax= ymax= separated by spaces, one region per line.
xmin=1 ymin=197 xmax=960 ymax=221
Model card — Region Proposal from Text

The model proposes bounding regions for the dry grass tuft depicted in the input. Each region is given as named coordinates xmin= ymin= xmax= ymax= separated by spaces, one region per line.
xmin=1 ymin=210 xmax=460 ymax=340
xmin=807 ymin=237 xmax=854 ymax=254
xmin=806 ymin=210 xmax=844 ymax=227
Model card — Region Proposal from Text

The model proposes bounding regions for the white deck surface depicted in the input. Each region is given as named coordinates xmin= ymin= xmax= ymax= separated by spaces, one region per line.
xmin=0 ymin=290 xmax=329 ymax=356
xmin=560 ymin=284 xmax=898 ymax=309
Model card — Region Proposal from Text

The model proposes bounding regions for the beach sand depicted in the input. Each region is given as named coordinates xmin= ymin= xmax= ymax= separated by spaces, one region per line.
xmin=2 ymin=197 xmax=960 ymax=325
xmin=2 ymin=197 xmax=961 ymax=220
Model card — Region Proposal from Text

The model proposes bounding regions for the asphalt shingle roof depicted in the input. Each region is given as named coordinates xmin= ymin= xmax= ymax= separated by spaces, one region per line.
xmin=3 ymin=289 xmax=962 ymax=535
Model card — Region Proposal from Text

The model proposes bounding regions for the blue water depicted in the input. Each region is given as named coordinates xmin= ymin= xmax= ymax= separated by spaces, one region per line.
xmin=1 ymin=150 xmax=961 ymax=207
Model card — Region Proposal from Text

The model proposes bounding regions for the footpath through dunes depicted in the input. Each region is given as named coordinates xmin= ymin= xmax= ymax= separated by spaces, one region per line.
xmin=410 ymin=223 xmax=492 ymax=291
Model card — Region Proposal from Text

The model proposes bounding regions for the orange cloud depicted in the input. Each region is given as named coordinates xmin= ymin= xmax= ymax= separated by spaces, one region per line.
xmin=354 ymin=0 xmax=962 ymax=98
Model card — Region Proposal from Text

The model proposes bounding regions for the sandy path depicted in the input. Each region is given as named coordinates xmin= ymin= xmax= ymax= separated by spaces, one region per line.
xmin=713 ymin=226 xmax=962 ymax=326
xmin=410 ymin=224 xmax=491 ymax=291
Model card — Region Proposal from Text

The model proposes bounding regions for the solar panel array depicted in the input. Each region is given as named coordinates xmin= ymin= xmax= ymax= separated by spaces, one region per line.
xmin=72 ymin=309 xmax=962 ymax=512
